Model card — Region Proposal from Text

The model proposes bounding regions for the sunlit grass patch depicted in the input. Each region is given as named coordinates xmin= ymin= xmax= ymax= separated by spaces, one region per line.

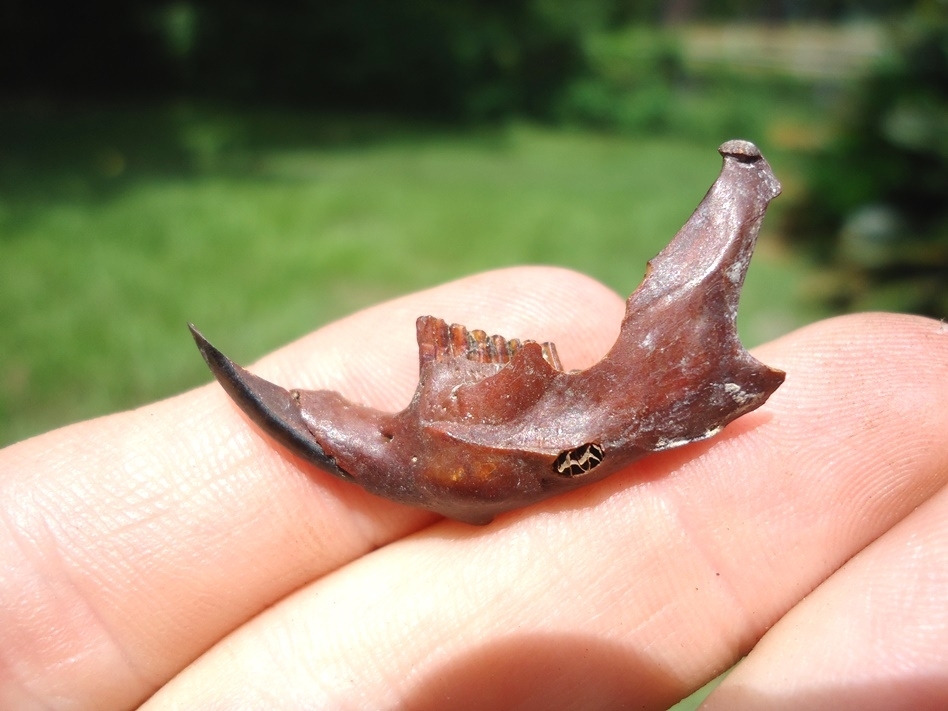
xmin=0 ymin=109 xmax=820 ymax=446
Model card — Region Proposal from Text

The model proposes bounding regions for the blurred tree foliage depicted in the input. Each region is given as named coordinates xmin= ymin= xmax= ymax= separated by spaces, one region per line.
xmin=3 ymin=0 xmax=909 ymax=119
xmin=179 ymin=0 xmax=594 ymax=118
xmin=782 ymin=1 xmax=948 ymax=317
xmin=2 ymin=0 xmax=606 ymax=119
xmin=610 ymin=0 xmax=905 ymax=23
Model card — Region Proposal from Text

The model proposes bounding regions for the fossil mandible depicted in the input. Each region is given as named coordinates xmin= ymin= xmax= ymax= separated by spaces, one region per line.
xmin=190 ymin=140 xmax=785 ymax=524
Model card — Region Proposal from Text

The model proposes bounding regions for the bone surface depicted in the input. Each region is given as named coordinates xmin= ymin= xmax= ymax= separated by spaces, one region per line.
xmin=191 ymin=140 xmax=786 ymax=524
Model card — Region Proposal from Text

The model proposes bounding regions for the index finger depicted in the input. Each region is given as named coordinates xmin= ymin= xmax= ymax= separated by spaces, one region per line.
xmin=0 ymin=267 xmax=624 ymax=711
xmin=140 ymin=313 xmax=948 ymax=711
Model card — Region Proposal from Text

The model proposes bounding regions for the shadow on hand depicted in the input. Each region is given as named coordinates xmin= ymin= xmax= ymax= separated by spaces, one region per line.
xmin=400 ymin=631 xmax=697 ymax=711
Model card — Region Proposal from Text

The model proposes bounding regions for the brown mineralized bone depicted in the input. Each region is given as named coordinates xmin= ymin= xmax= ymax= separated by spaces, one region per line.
xmin=190 ymin=139 xmax=785 ymax=524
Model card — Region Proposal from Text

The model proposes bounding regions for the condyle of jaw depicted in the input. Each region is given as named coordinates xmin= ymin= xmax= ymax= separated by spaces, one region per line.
xmin=191 ymin=139 xmax=786 ymax=525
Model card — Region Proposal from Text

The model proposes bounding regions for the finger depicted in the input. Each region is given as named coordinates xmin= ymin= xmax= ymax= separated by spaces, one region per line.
xmin=0 ymin=267 xmax=624 ymax=711
xmin=701 ymin=478 xmax=948 ymax=710
xmin=141 ymin=314 xmax=948 ymax=710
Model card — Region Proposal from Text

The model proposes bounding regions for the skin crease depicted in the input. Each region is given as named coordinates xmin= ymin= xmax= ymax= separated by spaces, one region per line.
xmin=700 ymin=483 xmax=948 ymax=711
xmin=0 ymin=268 xmax=945 ymax=710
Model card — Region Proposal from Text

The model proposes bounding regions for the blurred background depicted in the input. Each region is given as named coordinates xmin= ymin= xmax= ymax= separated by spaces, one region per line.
xmin=1 ymin=0 xmax=946 ymax=456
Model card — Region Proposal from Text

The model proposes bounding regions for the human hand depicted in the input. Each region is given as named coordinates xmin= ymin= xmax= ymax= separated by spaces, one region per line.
xmin=2 ymin=267 xmax=947 ymax=710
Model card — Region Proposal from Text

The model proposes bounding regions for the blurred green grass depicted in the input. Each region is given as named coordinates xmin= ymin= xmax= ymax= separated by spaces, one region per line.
xmin=0 ymin=106 xmax=822 ymax=448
